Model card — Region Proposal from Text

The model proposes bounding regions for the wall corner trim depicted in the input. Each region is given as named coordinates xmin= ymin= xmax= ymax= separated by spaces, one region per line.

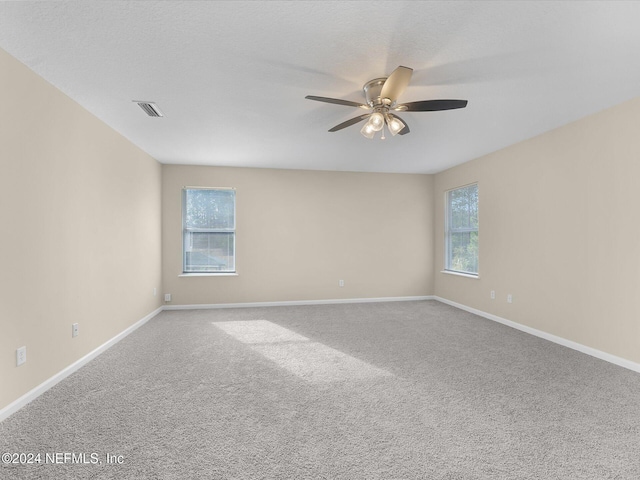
xmin=0 ymin=307 xmax=163 ymax=423
xmin=433 ymin=296 xmax=640 ymax=374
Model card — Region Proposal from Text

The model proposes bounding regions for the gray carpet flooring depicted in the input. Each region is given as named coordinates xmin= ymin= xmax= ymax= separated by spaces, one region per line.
xmin=1 ymin=300 xmax=640 ymax=479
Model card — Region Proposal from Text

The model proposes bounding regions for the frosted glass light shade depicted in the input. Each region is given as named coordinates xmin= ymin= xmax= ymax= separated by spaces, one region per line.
xmin=360 ymin=121 xmax=376 ymax=139
xmin=369 ymin=112 xmax=384 ymax=131
xmin=386 ymin=115 xmax=405 ymax=136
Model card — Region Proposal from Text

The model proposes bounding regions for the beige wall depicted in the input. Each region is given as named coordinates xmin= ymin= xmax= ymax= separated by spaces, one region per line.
xmin=162 ymin=166 xmax=433 ymax=305
xmin=0 ymin=48 xmax=162 ymax=411
xmin=434 ymin=97 xmax=640 ymax=364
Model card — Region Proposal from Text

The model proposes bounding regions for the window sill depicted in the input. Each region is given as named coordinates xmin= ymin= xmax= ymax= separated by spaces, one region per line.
xmin=179 ymin=273 xmax=238 ymax=277
xmin=440 ymin=270 xmax=479 ymax=279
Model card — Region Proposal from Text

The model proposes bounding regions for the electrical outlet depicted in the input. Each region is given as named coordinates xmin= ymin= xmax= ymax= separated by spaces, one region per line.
xmin=164 ymin=293 xmax=172 ymax=302
xmin=507 ymin=294 xmax=513 ymax=303
xmin=153 ymin=288 xmax=157 ymax=297
xmin=16 ymin=346 xmax=26 ymax=366
xmin=339 ymin=279 xmax=344 ymax=287
xmin=72 ymin=323 xmax=79 ymax=338
xmin=490 ymin=290 xmax=496 ymax=300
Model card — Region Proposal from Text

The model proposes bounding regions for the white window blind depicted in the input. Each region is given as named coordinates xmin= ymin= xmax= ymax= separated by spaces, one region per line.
xmin=182 ymin=188 xmax=236 ymax=273
xmin=445 ymin=183 xmax=478 ymax=275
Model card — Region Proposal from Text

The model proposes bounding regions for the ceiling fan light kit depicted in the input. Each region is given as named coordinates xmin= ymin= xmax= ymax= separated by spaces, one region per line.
xmin=306 ymin=66 xmax=467 ymax=139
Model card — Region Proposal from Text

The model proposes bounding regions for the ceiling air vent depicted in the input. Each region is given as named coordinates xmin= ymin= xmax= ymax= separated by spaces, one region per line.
xmin=134 ymin=101 xmax=164 ymax=117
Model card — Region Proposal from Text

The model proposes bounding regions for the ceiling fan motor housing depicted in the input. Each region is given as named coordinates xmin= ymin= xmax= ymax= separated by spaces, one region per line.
xmin=363 ymin=78 xmax=390 ymax=107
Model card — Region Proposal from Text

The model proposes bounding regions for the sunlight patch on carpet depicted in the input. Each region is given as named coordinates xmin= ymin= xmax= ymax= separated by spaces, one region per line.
xmin=253 ymin=342 xmax=392 ymax=382
xmin=213 ymin=320 xmax=392 ymax=382
xmin=213 ymin=320 xmax=309 ymax=343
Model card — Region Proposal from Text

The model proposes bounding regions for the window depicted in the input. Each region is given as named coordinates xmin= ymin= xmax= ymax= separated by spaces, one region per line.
xmin=182 ymin=188 xmax=235 ymax=273
xmin=445 ymin=183 xmax=478 ymax=275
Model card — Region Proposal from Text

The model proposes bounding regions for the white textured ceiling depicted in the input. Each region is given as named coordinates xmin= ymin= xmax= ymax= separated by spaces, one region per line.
xmin=1 ymin=1 xmax=640 ymax=173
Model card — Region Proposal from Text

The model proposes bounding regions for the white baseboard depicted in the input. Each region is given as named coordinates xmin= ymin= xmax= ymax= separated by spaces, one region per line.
xmin=0 ymin=307 xmax=163 ymax=423
xmin=162 ymin=295 xmax=435 ymax=310
xmin=433 ymin=296 xmax=640 ymax=374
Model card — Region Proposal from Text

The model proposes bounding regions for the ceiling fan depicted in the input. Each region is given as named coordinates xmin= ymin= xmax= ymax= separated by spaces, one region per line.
xmin=305 ymin=66 xmax=467 ymax=139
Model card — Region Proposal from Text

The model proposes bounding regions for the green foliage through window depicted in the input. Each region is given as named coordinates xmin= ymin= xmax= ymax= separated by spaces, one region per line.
xmin=446 ymin=184 xmax=478 ymax=274
xmin=183 ymin=188 xmax=236 ymax=273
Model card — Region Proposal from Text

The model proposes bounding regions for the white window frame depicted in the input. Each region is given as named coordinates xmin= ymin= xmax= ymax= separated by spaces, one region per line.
xmin=182 ymin=187 xmax=236 ymax=275
xmin=444 ymin=183 xmax=479 ymax=276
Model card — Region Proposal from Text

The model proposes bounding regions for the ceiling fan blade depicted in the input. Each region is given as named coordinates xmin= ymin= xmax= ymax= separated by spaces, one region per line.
xmin=380 ymin=66 xmax=413 ymax=103
xmin=388 ymin=113 xmax=410 ymax=135
xmin=394 ymin=99 xmax=468 ymax=112
xmin=328 ymin=114 xmax=371 ymax=132
xmin=305 ymin=95 xmax=368 ymax=109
